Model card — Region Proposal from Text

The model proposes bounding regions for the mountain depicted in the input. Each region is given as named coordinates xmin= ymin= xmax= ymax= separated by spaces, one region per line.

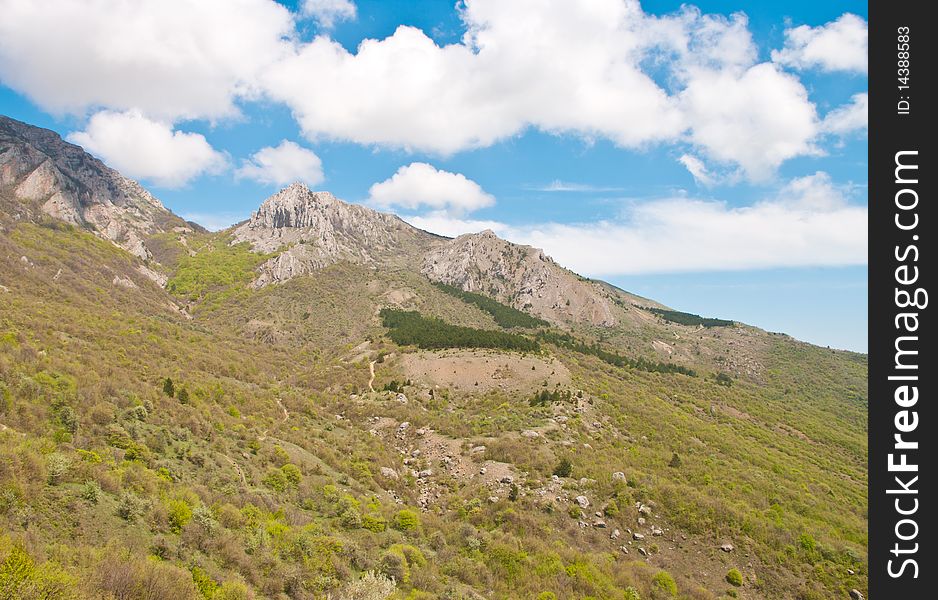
xmin=0 ymin=115 xmax=191 ymax=261
xmin=0 ymin=117 xmax=868 ymax=600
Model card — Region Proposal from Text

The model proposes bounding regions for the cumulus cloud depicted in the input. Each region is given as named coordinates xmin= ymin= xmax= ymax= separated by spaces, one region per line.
xmin=236 ymin=140 xmax=324 ymax=187
xmin=402 ymin=172 xmax=866 ymax=275
xmin=0 ymin=0 xmax=293 ymax=121
xmin=67 ymin=111 xmax=227 ymax=188
xmin=262 ymin=0 xmax=826 ymax=178
xmin=821 ymin=93 xmax=868 ymax=135
xmin=301 ymin=0 xmax=356 ymax=28
xmin=0 ymin=0 xmax=864 ymax=180
xmin=368 ymin=163 xmax=495 ymax=216
xmin=772 ymin=13 xmax=868 ymax=73
xmin=678 ymin=63 xmax=820 ymax=180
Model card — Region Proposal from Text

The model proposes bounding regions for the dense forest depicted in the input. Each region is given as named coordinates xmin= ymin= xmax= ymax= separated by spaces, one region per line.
xmin=432 ymin=282 xmax=547 ymax=329
xmin=380 ymin=309 xmax=539 ymax=352
xmin=645 ymin=308 xmax=734 ymax=328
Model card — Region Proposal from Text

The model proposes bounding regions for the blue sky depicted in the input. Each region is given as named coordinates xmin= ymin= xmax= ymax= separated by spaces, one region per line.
xmin=0 ymin=0 xmax=868 ymax=351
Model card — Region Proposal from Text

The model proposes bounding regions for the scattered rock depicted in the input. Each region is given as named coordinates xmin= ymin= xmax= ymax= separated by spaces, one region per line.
xmin=521 ymin=429 xmax=539 ymax=438
xmin=470 ymin=445 xmax=486 ymax=454
xmin=633 ymin=533 xmax=645 ymax=541
xmin=575 ymin=496 xmax=590 ymax=508
xmin=849 ymin=590 xmax=863 ymax=600
xmin=488 ymin=496 xmax=500 ymax=504
xmin=380 ymin=467 xmax=398 ymax=480
xmin=638 ymin=547 xmax=648 ymax=557
xmin=610 ymin=529 xmax=621 ymax=540
xmin=593 ymin=519 xmax=607 ymax=528
xmin=720 ymin=543 xmax=735 ymax=553
xmin=612 ymin=471 xmax=626 ymax=481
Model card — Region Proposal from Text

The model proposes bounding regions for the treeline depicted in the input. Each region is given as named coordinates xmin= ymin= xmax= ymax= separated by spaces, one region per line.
xmin=380 ymin=309 xmax=539 ymax=352
xmin=537 ymin=331 xmax=697 ymax=377
xmin=646 ymin=307 xmax=734 ymax=328
xmin=433 ymin=282 xmax=547 ymax=328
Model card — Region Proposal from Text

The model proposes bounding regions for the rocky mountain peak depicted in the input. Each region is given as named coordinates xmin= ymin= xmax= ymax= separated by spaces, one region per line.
xmin=232 ymin=184 xmax=435 ymax=286
xmin=0 ymin=115 xmax=185 ymax=260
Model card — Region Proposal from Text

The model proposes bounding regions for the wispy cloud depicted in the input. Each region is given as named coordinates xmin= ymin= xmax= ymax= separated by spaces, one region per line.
xmin=527 ymin=180 xmax=626 ymax=193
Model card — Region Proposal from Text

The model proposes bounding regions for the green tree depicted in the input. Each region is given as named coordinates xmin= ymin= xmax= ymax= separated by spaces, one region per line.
xmin=162 ymin=377 xmax=175 ymax=397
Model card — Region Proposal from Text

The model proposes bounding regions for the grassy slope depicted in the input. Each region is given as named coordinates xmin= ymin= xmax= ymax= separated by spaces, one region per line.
xmin=0 ymin=222 xmax=867 ymax=600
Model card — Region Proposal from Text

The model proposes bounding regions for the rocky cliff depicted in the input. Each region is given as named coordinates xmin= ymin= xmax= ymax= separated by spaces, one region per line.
xmin=422 ymin=230 xmax=622 ymax=326
xmin=231 ymin=184 xmax=436 ymax=287
xmin=0 ymin=115 xmax=186 ymax=260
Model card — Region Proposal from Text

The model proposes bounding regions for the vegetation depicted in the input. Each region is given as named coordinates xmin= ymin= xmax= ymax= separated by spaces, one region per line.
xmin=646 ymin=307 xmax=734 ymax=328
xmin=0 ymin=216 xmax=868 ymax=599
xmin=537 ymin=330 xmax=697 ymax=376
xmin=433 ymin=282 xmax=547 ymax=328
xmin=380 ymin=308 xmax=539 ymax=352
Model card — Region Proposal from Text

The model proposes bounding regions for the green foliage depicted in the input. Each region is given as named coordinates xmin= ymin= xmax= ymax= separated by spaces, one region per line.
xmin=433 ymin=282 xmax=547 ymax=328
xmin=716 ymin=372 xmax=734 ymax=387
xmin=668 ymin=452 xmax=682 ymax=468
xmin=166 ymin=238 xmax=271 ymax=306
xmin=652 ymin=570 xmax=678 ymax=596
xmin=190 ymin=566 xmax=218 ymax=599
xmin=167 ymin=499 xmax=193 ymax=533
xmin=537 ymin=331 xmax=697 ymax=376
xmin=646 ymin=307 xmax=734 ymax=328
xmin=162 ymin=377 xmax=175 ymax=397
xmin=380 ymin=309 xmax=538 ymax=352
xmin=552 ymin=457 xmax=573 ymax=478
xmin=726 ymin=568 xmax=743 ymax=586
xmin=529 ymin=388 xmax=572 ymax=406
xmin=392 ymin=509 xmax=420 ymax=532
xmin=0 ymin=542 xmax=76 ymax=600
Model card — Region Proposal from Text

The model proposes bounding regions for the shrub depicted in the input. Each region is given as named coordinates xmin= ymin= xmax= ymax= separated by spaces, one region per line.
xmin=45 ymin=453 xmax=70 ymax=485
xmin=337 ymin=571 xmax=396 ymax=600
xmin=162 ymin=378 xmax=175 ymax=397
xmin=668 ymin=453 xmax=682 ymax=468
xmin=167 ymin=499 xmax=193 ymax=533
xmin=552 ymin=458 xmax=573 ymax=478
xmin=281 ymin=463 xmax=302 ymax=486
xmin=362 ymin=514 xmax=387 ymax=533
xmin=80 ymin=481 xmax=101 ymax=504
xmin=652 ymin=570 xmax=678 ymax=596
xmin=116 ymin=492 xmax=148 ymax=521
xmin=393 ymin=509 xmax=420 ymax=532
xmin=726 ymin=568 xmax=743 ymax=587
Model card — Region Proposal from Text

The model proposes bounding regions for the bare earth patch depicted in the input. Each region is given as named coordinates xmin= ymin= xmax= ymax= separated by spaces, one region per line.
xmin=399 ymin=349 xmax=570 ymax=393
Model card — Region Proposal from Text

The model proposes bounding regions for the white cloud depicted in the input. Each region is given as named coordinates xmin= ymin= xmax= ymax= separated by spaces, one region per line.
xmin=262 ymin=0 xmax=822 ymax=178
xmin=0 ymin=0 xmax=862 ymax=181
xmin=404 ymin=215 xmax=510 ymax=239
xmin=678 ymin=154 xmax=715 ymax=186
xmin=0 ymin=0 xmax=293 ymax=121
xmin=67 ymin=110 xmax=227 ymax=188
xmin=236 ymin=140 xmax=324 ymax=187
xmin=678 ymin=63 xmax=820 ymax=180
xmin=821 ymin=93 xmax=868 ymax=135
xmin=301 ymin=0 xmax=356 ymax=28
xmin=772 ymin=13 xmax=868 ymax=74
xmin=402 ymin=172 xmax=866 ymax=275
xmin=368 ymin=163 xmax=495 ymax=216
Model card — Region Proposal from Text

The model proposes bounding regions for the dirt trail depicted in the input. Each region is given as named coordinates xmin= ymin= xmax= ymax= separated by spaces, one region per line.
xmin=221 ymin=454 xmax=247 ymax=486
xmin=368 ymin=360 xmax=377 ymax=392
xmin=259 ymin=398 xmax=290 ymax=441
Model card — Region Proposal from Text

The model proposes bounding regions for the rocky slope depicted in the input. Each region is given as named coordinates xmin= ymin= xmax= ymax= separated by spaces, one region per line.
xmin=422 ymin=229 xmax=634 ymax=326
xmin=231 ymin=184 xmax=437 ymax=287
xmin=0 ymin=115 xmax=187 ymax=260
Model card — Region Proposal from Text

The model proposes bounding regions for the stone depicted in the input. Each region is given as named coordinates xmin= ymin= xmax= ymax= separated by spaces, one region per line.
xmin=612 ymin=471 xmax=626 ymax=481
xmin=633 ymin=533 xmax=645 ymax=541
xmin=720 ymin=543 xmax=735 ymax=552
xmin=521 ymin=429 xmax=539 ymax=438
xmin=380 ymin=467 xmax=398 ymax=480
xmin=575 ymin=496 xmax=590 ymax=508
xmin=849 ymin=591 xmax=863 ymax=600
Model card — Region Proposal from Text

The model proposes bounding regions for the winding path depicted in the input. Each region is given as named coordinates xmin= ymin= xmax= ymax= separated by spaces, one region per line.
xmin=368 ymin=360 xmax=377 ymax=392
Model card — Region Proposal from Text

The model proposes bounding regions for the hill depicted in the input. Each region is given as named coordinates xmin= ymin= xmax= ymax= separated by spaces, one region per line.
xmin=0 ymin=116 xmax=867 ymax=600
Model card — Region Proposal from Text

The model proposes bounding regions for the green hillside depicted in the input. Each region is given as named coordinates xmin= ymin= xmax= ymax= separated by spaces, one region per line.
xmin=0 ymin=215 xmax=868 ymax=600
